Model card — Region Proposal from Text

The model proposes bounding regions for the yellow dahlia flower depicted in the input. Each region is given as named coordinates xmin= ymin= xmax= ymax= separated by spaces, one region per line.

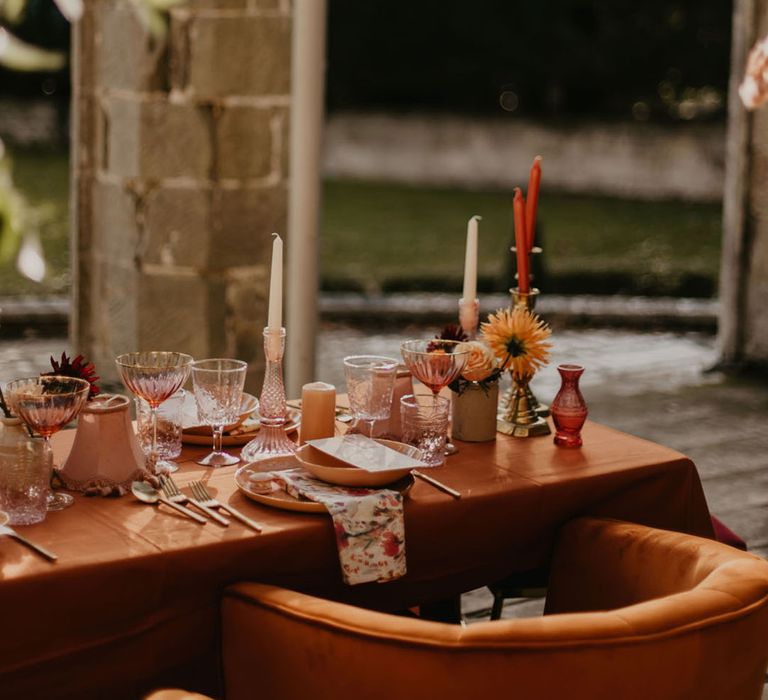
xmin=480 ymin=307 xmax=551 ymax=379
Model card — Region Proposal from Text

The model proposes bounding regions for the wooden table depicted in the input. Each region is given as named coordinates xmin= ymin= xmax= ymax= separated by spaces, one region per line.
xmin=0 ymin=421 xmax=712 ymax=699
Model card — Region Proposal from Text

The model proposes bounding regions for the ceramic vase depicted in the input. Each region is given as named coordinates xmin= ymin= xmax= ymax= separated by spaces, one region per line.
xmin=452 ymin=381 xmax=498 ymax=442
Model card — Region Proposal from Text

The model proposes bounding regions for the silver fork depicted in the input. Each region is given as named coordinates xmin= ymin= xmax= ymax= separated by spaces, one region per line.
xmin=190 ymin=481 xmax=262 ymax=533
xmin=160 ymin=475 xmax=230 ymax=527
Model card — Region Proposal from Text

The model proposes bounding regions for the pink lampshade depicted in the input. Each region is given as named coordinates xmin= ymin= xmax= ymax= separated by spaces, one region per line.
xmin=60 ymin=394 xmax=147 ymax=494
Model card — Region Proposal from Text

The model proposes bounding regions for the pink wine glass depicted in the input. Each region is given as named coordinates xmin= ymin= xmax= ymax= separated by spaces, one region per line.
xmin=400 ymin=340 xmax=470 ymax=453
xmin=6 ymin=375 xmax=90 ymax=511
xmin=116 ymin=351 xmax=193 ymax=475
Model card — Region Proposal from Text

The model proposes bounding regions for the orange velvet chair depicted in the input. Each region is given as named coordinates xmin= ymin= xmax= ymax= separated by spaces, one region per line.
xmin=151 ymin=517 xmax=768 ymax=700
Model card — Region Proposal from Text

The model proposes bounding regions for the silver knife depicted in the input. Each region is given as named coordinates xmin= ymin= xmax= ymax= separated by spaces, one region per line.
xmin=217 ymin=503 xmax=263 ymax=532
xmin=0 ymin=525 xmax=57 ymax=561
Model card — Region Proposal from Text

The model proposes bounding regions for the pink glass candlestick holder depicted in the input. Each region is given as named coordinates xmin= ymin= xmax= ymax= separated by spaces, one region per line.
xmin=550 ymin=364 xmax=588 ymax=448
xmin=241 ymin=327 xmax=297 ymax=462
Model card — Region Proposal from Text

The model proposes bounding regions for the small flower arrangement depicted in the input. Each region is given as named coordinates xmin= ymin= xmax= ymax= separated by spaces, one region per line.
xmin=429 ymin=324 xmax=501 ymax=395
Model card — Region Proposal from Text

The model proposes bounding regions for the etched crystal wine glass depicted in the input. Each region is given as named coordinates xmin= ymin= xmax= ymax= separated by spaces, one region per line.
xmin=191 ymin=358 xmax=247 ymax=467
xmin=343 ymin=356 xmax=399 ymax=438
xmin=115 ymin=351 xmax=193 ymax=475
xmin=6 ymin=376 xmax=90 ymax=511
xmin=400 ymin=340 xmax=471 ymax=453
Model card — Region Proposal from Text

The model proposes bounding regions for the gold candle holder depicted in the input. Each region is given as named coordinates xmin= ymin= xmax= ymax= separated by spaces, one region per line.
xmin=496 ymin=372 xmax=551 ymax=437
xmin=497 ymin=286 xmax=550 ymax=419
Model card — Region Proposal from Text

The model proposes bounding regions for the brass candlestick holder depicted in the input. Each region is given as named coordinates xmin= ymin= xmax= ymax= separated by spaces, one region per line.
xmin=504 ymin=287 xmax=549 ymax=417
xmin=501 ymin=246 xmax=549 ymax=418
xmin=497 ymin=372 xmax=550 ymax=437
xmin=496 ymin=285 xmax=551 ymax=438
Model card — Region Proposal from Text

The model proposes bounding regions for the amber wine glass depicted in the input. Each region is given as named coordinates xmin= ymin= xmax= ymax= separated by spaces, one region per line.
xmin=6 ymin=376 xmax=90 ymax=510
xmin=115 ymin=352 xmax=193 ymax=475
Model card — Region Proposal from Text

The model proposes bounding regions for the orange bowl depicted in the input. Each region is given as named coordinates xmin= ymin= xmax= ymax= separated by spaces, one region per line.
xmin=295 ymin=439 xmax=421 ymax=487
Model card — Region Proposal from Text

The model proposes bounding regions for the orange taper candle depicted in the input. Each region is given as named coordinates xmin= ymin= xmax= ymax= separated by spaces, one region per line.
xmin=525 ymin=156 xmax=542 ymax=252
xmin=514 ymin=188 xmax=530 ymax=293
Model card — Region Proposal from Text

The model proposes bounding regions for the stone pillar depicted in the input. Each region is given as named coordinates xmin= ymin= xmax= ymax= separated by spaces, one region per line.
xmin=719 ymin=0 xmax=768 ymax=368
xmin=70 ymin=0 xmax=292 ymax=392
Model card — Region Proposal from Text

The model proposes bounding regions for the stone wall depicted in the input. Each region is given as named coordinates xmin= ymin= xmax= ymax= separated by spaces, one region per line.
xmin=324 ymin=113 xmax=725 ymax=203
xmin=71 ymin=0 xmax=292 ymax=391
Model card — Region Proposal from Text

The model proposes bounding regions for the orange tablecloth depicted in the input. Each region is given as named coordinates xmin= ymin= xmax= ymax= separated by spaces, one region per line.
xmin=0 ymin=422 xmax=712 ymax=699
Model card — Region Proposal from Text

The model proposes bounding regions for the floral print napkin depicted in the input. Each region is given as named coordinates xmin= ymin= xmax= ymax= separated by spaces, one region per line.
xmin=275 ymin=469 xmax=406 ymax=585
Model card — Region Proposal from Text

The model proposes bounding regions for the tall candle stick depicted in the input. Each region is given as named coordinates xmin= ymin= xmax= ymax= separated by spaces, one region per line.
xmin=525 ymin=156 xmax=542 ymax=252
xmin=462 ymin=215 xmax=481 ymax=301
xmin=267 ymin=233 xmax=283 ymax=331
xmin=514 ymin=188 xmax=530 ymax=294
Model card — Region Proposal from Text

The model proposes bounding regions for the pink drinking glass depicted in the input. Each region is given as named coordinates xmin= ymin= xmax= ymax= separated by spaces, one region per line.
xmin=115 ymin=352 xmax=193 ymax=474
xmin=6 ymin=375 xmax=90 ymax=510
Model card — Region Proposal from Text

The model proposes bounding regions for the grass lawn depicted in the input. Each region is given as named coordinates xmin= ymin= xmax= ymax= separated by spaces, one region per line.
xmin=1 ymin=149 xmax=723 ymax=298
xmin=321 ymin=180 xmax=722 ymax=297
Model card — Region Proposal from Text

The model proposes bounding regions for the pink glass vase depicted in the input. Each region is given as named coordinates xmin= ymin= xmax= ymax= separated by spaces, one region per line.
xmin=551 ymin=364 xmax=588 ymax=447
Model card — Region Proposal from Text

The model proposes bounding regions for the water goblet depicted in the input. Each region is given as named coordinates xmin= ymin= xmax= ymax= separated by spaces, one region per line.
xmin=115 ymin=351 xmax=193 ymax=475
xmin=6 ymin=376 xmax=90 ymax=511
xmin=190 ymin=358 xmax=247 ymax=467
xmin=343 ymin=356 xmax=398 ymax=438
xmin=400 ymin=340 xmax=471 ymax=454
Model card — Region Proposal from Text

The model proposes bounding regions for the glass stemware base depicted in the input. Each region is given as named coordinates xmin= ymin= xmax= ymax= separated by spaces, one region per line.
xmin=152 ymin=458 xmax=178 ymax=475
xmin=47 ymin=491 xmax=74 ymax=511
xmin=197 ymin=450 xmax=240 ymax=468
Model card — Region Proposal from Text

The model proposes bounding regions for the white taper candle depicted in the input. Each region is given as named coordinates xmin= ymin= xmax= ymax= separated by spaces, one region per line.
xmin=462 ymin=215 xmax=481 ymax=301
xmin=267 ymin=233 xmax=283 ymax=331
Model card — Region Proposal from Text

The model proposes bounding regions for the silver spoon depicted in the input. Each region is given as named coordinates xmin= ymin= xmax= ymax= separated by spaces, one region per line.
xmin=131 ymin=481 xmax=207 ymax=524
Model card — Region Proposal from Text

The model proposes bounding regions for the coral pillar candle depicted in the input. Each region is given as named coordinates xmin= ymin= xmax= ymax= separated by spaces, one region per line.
xmin=462 ymin=215 xmax=481 ymax=301
xmin=513 ymin=188 xmax=530 ymax=293
xmin=267 ymin=233 xmax=283 ymax=331
xmin=299 ymin=381 xmax=336 ymax=444
xmin=525 ymin=156 xmax=542 ymax=252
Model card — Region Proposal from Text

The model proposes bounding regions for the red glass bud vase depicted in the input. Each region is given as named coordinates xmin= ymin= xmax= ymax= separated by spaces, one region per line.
xmin=551 ymin=364 xmax=588 ymax=447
